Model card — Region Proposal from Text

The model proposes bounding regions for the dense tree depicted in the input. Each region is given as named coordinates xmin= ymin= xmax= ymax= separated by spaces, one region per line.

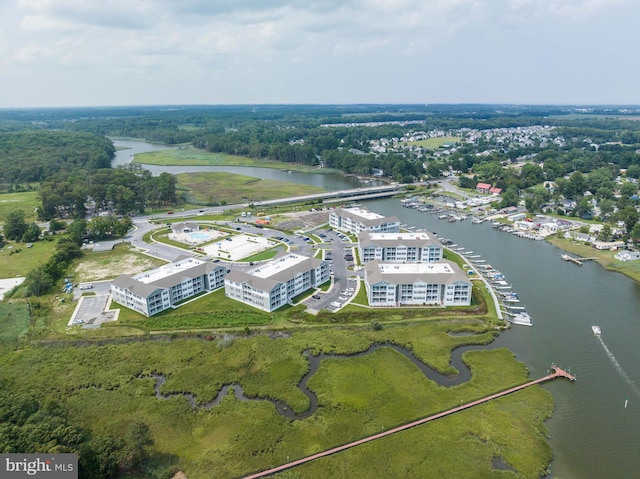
xmin=617 ymin=205 xmax=640 ymax=236
xmin=4 ymin=210 xmax=28 ymax=241
xmin=0 ymin=131 xmax=114 ymax=187
xmin=21 ymin=223 xmax=41 ymax=243
xmin=24 ymin=267 xmax=53 ymax=296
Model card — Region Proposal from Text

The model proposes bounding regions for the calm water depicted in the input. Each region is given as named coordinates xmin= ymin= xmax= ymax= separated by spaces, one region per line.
xmin=112 ymin=139 xmax=369 ymax=191
xmin=113 ymin=140 xmax=640 ymax=478
xmin=367 ymin=198 xmax=640 ymax=479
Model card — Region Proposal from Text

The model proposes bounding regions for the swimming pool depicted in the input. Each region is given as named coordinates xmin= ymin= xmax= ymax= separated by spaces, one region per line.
xmin=188 ymin=232 xmax=214 ymax=242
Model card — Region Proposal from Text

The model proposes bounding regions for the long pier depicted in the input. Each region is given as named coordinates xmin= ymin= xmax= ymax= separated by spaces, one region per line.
xmin=240 ymin=365 xmax=575 ymax=479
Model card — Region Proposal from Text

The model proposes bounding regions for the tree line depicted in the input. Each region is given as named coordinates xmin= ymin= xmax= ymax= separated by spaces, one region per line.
xmin=0 ymin=131 xmax=114 ymax=191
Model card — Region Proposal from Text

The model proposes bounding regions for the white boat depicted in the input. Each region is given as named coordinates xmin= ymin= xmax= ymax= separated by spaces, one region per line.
xmin=592 ymin=325 xmax=602 ymax=335
xmin=509 ymin=311 xmax=533 ymax=326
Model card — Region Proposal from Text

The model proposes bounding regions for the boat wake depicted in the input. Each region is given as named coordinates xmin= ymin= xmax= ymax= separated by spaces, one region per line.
xmin=597 ymin=335 xmax=640 ymax=397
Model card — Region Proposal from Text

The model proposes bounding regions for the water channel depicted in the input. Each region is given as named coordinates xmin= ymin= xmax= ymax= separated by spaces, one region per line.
xmin=113 ymin=139 xmax=640 ymax=479
xmin=112 ymin=139 xmax=370 ymax=191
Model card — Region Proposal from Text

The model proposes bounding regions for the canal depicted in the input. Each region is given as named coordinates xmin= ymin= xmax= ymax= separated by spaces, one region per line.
xmin=113 ymin=139 xmax=640 ymax=478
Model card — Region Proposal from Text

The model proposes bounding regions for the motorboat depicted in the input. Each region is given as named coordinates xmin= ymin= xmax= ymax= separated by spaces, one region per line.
xmin=592 ymin=325 xmax=602 ymax=335
xmin=508 ymin=311 xmax=533 ymax=326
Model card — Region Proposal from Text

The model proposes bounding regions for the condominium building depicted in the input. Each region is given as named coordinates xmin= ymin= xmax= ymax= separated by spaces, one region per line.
xmin=363 ymin=260 xmax=472 ymax=307
xmin=329 ymin=207 xmax=400 ymax=235
xmin=111 ymin=257 xmax=226 ymax=317
xmin=225 ymin=253 xmax=330 ymax=312
xmin=358 ymin=231 xmax=443 ymax=263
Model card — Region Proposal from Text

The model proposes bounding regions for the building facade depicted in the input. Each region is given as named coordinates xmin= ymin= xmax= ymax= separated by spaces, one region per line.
xmin=329 ymin=207 xmax=400 ymax=235
xmin=358 ymin=231 xmax=443 ymax=263
xmin=224 ymin=253 xmax=329 ymax=312
xmin=111 ymin=257 xmax=226 ymax=317
xmin=363 ymin=260 xmax=472 ymax=307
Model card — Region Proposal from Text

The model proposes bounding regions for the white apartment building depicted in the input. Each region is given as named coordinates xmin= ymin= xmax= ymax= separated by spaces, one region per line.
xmin=111 ymin=257 xmax=226 ymax=317
xmin=329 ymin=207 xmax=400 ymax=235
xmin=358 ymin=231 xmax=443 ymax=263
xmin=364 ymin=260 xmax=472 ymax=307
xmin=224 ymin=253 xmax=330 ymax=312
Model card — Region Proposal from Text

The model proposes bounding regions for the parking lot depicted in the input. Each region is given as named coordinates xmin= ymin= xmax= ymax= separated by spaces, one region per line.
xmin=69 ymin=281 xmax=118 ymax=328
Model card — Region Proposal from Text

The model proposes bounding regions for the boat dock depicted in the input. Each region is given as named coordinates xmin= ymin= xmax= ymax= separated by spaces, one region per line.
xmin=561 ymin=254 xmax=597 ymax=266
xmin=241 ymin=365 xmax=575 ymax=479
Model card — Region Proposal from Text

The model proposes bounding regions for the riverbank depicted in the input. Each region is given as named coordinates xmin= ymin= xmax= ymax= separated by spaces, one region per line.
xmin=176 ymin=171 xmax=326 ymax=205
xmin=134 ymin=146 xmax=338 ymax=174
xmin=546 ymin=235 xmax=640 ymax=283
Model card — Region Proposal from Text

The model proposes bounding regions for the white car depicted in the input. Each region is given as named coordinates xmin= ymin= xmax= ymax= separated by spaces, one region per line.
xmin=79 ymin=284 xmax=93 ymax=290
xmin=330 ymin=301 xmax=341 ymax=307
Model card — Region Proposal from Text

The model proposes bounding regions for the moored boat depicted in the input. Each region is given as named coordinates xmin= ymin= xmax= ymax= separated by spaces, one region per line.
xmin=508 ymin=311 xmax=533 ymax=326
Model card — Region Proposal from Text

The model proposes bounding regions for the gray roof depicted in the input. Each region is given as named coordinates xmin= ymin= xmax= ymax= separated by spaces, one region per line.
xmin=112 ymin=274 xmax=164 ymax=299
xmin=112 ymin=262 xmax=225 ymax=298
xmin=334 ymin=209 xmax=400 ymax=228
xmin=358 ymin=231 xmax=442 ymax=249
xmin=364 ymin=259 xmax=470 ymax=286
xmin=225 ymin=252 xmax=325 ymax=292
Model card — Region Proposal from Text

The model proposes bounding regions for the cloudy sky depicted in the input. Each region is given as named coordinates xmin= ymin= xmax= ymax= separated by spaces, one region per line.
xmin=0 ymin=0 xmax=638 ymax=107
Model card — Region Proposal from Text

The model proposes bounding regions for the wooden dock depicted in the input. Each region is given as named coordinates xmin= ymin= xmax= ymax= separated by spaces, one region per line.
xmin=561 ymin=254 xmax=597 ymax=266
xmin=241 ymin=365 xmax=575 ymax=479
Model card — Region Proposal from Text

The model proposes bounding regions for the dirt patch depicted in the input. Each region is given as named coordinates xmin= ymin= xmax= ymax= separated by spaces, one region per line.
xmin=170 ymin=472 xmax=189 ymax=479
xmin=74 ymin=247 xmax=167 ymax=281
xmin=273 ymin=210 xmax=330 ymax=231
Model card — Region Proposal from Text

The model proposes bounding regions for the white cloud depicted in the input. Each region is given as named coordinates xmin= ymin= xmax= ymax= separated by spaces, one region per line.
xmin=0 ymin=0 xmax=638 ymax=106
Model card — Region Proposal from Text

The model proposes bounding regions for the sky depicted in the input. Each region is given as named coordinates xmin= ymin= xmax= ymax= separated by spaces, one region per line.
xmin=0 ymin=0 xmax=638 ymax=107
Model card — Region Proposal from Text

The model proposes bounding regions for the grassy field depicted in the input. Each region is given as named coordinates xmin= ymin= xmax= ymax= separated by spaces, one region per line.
xmin=135 ymin=147 xmax=328 ymax=173
xmin=0 ymin=323 xmax=553 ymax=479
xmin=546 ymin=235 xmax=640 ymax=282
xmin=0 ymin=237 xmax=59 ymax=277
xmin=176 ymin=171 xmax=326 ymax=205
xmin=405 ymin=136 xmax=461 ymax=149
xmin=0 ymin=190 xmax=40 ymax=223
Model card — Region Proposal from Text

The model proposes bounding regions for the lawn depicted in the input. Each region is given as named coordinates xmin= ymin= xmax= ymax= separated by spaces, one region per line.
xmin=135 ymin=147 xmax=328 ymax=173
xmin=176 ymin=171 xmax=326 ymax=205
xmin=405 ymin=136 xmax=461 ymax=149
xmin=0 ymin=237 xmax=59 ymax=277
xmin=546 ymin=235 xmax=640 ymax=283
xmin=0 ymin=323 xmax=554 ymax=479
xmin=0 ymin=190 xmax=40 ymax=223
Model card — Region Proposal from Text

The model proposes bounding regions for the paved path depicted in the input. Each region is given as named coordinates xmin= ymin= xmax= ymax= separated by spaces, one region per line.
xmin=241 ymin=365 xmax=575 ymax=479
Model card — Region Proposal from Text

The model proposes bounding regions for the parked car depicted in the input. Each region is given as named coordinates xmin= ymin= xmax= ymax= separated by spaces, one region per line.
xmin=312 ymin=294 xmax=321 ymax=300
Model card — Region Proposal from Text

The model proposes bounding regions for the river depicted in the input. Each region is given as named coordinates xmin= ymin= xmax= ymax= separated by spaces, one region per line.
xmin=367 ymin=198 xmax=640 ymax=479
xmin=112 ymin=139 xmax=372 ymax=191
xmin=113 ymin=140 xmax=640 ymax=478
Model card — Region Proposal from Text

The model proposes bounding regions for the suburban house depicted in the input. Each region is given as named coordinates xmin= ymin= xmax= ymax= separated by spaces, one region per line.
xmin=363 ymin=260 xmax=472 ymax=307
xmin=224 ymin=253 xmax=329 ymax=312
xmin=111 ymin=257 xmax=227 ymax=317
xmin=476 ymin=183 xmax=491 ymax=193
xmin=329 ymin=207 xmax=400 ymax=235
xmin=489 ymin=187 xmax=502 ymax=195
xmin=592 ymin=240 xmax=626 ymax=250
xmin=614 ymin=250 xmax=640 ymax=261
xmin=358 ymin=231 xmax=443 ymax=263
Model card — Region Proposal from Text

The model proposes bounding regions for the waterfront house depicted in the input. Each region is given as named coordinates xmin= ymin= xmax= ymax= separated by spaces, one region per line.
xmin=358 ymin=231 xmax=443 ymax=264
xmin=363 ymin=260 xmax=472 ymax=307
xmin=329 ymin=207 xmax=400 ymax=235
